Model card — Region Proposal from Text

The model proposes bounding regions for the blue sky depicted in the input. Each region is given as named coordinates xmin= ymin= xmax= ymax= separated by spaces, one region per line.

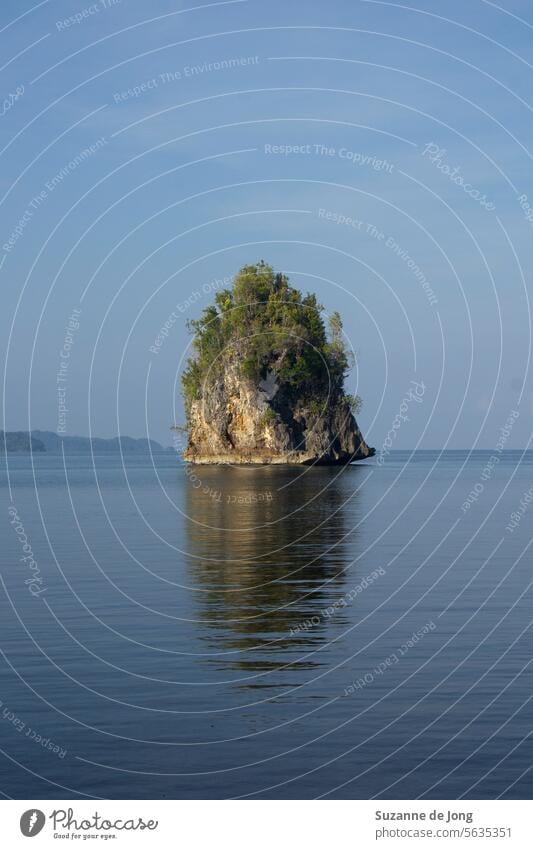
xmin=1 ymin=0 xmax=532 ymax=448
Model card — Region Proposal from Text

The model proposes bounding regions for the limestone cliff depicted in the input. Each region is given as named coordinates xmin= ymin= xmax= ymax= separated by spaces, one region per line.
xmin=181 ymin=262 xmax=375 ymax=465
xmin=183 ymin=360 xmax=373 ymax=464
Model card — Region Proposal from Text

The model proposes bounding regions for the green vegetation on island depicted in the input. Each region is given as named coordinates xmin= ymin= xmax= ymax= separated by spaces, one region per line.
xmin=182 ymin=261 xmax=362 ymax=419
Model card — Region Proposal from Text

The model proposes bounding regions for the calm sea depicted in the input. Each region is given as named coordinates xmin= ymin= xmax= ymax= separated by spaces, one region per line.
xmin=1 ymin=451 xmax=532 ymax=799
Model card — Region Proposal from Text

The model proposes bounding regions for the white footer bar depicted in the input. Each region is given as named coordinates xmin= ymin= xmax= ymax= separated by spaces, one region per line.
xmin=2 ymin=799 xmax=529 ymax=847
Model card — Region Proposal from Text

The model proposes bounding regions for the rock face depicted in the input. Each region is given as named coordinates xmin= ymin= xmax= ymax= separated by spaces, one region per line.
xmin=183 ymin=360 xmax=374 ymax=465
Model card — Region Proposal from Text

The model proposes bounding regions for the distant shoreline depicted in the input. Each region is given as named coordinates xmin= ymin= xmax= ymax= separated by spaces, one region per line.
xmin=0 ymin=430 xmax=173 ymax=454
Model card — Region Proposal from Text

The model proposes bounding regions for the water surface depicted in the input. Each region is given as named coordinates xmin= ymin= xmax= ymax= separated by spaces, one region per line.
xmin=1 ymin=451 xmax=532 ymax=798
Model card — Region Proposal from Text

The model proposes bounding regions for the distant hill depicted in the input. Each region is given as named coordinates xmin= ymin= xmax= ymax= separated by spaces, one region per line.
xmin=1 ymin=431 xmax=45 ymax=453
xmin=1 ymin=431 xmax=172 ymax=454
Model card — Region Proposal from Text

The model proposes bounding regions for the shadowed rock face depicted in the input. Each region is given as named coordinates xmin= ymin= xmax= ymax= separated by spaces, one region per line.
xmin=183 ymin=359 xmax=374 ymax=465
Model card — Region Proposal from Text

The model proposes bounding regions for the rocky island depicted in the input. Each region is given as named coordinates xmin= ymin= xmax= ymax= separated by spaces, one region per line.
xmin=181 ymin=262 xmax=374 ymax=465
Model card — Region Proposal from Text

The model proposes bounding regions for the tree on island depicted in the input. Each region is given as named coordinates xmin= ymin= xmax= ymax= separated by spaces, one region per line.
xmin=182 ymin=260 xmax=362 ymax=421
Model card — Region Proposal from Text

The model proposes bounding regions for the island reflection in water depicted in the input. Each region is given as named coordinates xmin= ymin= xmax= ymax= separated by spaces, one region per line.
xmin=183 ymin=464 xmax=365 ymax=690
